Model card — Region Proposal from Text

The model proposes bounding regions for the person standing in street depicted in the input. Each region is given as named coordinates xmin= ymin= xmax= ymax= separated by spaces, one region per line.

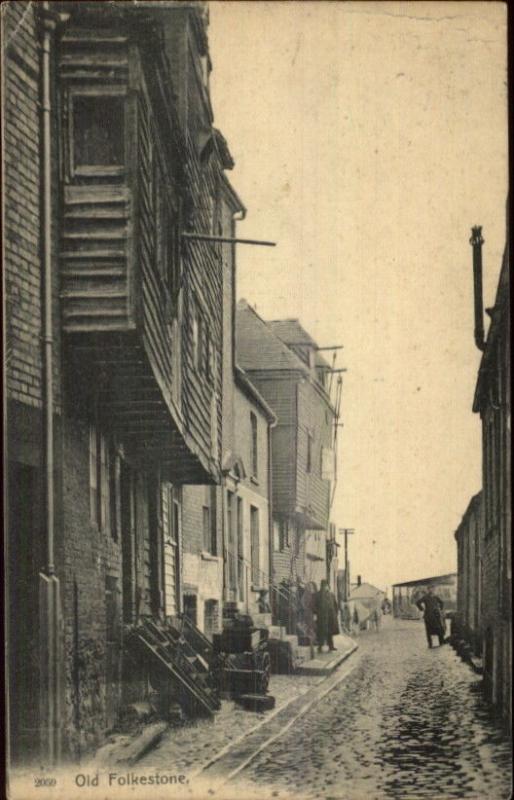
xmin=352 ymin=605 xmax=360 ymax=635
xmin=341 ymin=601 xmax=352 ymax=634
xmin=315 ymin=580 xmax=339 ymax=652
xmin=416 ymin=585 xmax=446 ymax=648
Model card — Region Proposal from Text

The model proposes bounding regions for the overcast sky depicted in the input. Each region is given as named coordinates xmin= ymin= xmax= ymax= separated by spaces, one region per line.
xmin=208 ymin=1 xmax=508 ymax=593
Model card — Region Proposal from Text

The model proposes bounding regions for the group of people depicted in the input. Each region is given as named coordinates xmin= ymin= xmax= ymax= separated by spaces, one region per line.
xmin=274 ymin=578 xmax=340 ymax=652
xmin=265 ymin=578 xmax=448 ymax=652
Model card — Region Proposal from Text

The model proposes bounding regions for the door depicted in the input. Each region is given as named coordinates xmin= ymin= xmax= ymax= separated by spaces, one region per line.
xmin=8 ymin=463 xmax=41 ymax=763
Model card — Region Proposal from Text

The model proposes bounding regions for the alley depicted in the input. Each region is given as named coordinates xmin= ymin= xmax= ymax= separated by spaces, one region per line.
xmin=230 ymin=617 xmax=511 ymax=800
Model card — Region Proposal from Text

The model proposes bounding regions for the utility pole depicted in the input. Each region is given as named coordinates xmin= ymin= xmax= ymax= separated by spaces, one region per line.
xmin=339 ymin=528 xmax=355 ymax=602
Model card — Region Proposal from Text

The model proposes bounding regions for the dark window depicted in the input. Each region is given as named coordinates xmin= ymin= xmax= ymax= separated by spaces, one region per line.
xmin=202 ymin=506 xmax=211 ymax=553
xmin=73 ymin=95 xmax=125 ymax=168
xmin=307 ymin=433 xmax=312 ymax=473
xmin=192 ymin=301 xmax=206 ymax=374
xmin=109 ymin=442 xmax=118 ymax=541
xmin=250 ymin=412 xmax=258 ymax=478
xmin=273 ymin=518 xmax=289 ymax=552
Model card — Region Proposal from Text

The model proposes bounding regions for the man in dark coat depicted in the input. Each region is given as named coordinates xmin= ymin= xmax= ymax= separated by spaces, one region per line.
xmin=416 ymin=585 xmax=446 ymax=648
xmin=315 ymin=580 xmax=339 ymax=652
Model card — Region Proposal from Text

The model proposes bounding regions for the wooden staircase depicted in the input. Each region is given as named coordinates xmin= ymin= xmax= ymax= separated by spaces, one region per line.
xmin=125 ymin=616 xmax=221 ymax=718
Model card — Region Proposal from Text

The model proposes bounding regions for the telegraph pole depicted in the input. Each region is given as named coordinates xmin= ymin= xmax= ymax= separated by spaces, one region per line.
xmin=339 ymin=528 xmax=355 ymax=602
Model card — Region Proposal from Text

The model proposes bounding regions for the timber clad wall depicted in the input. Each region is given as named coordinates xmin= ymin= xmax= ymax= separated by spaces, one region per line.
xmin=247 ymin=374 xmax=297 ymax=515
xmin=297 ymin=379 xmax=332 ymax=530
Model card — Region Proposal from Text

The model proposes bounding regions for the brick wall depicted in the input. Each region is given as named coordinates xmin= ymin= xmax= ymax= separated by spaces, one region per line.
xmin=61 ymin=411 xmax=123 ymax=756
xmin=4 ymin=2 xmax=43 ymax=409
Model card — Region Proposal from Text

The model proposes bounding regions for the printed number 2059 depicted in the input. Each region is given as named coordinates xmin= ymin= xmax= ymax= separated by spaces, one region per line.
xmin=35 ymin=777 xmax=57 ymax=787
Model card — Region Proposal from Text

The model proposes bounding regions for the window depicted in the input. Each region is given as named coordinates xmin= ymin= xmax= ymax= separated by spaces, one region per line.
xmin=89 ymin=424 xmax=98 ymax=524
xmin=192 ymin=308 xmax=200 ymax=369
xmin=227 ymin=491 xmax=236 ymax=591
xmin=89 ymin=426 xmax=117 ymax=537
xmin=307 ymin=433 xmax=313 ymax=473
xmin=202 ymin=506 xmax=211 ymax=553
xmin=250 ymin=506 xmax=260 ymax=587
xmin=250 ymin=412 xmax=258 ymax=478
xmin=237 ymin=498 xmax=244 ymax=600
xmin=72 ymin=94 xmax=125 ymax=171
xmin=273 ymin=518 xmax=289 ymax=552
xmin=154 ymin=162 xmax=167 ymax=282
xmin=109 ymin=441 xmax=119 ymax=541
xmin=194 ymin=305 xmax=206 ymax=374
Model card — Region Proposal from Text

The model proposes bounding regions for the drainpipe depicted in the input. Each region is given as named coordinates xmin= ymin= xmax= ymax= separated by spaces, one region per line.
xmin=38 ymin=0 xmax=62 ymax=766
xmin=470 ymin=226 xmax=486 ymax=351
xmin=42 ymin=2 xmax=55 ymax=577
xmin=267 ymin=416 xmax=276 ymax=613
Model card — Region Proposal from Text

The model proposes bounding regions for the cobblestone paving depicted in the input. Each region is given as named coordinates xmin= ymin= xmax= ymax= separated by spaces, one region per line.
xmin=138 ymin=672 xmax=320 ymax=774
xmin=232 ymin=617 xmax=512 ymax=800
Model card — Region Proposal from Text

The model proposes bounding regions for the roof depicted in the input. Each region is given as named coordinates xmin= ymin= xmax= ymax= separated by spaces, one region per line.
xmin=349 ymin=582 xmax=385 ymax=599
xmin=454 ymin=492 xmax=483 ymax=540
xmin=392 ymin=573 xmax=457 ymax=588
xmin=267 ymin=319 xmax=331 ymax=370
xmin=236 ymin=301 xmax=310 ymax=375
xmin=473 ymin=218 xmax=509 ymax=413
xmin=267 ymin=319 xmax=317 ymax=348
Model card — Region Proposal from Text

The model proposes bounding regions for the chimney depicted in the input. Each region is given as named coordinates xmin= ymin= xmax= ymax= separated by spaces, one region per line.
xmin=470 ymin=226 xmax=486 ymax=351
xmin=357 ymin=575 xmax=362 ymax=587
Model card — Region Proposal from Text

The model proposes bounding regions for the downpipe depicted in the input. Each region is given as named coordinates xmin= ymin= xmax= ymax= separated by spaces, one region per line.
xmin=38 ymin=1 xmax=62 ymax=766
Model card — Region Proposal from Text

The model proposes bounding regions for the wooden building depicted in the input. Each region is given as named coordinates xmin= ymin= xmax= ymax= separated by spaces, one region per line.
xmin=236 ymin=303 xmax=336 ymax=622
xmin=470 ymin=222 xmax=511 ymax=728
xmin=4 ymin=0 xmax=235 ymax=764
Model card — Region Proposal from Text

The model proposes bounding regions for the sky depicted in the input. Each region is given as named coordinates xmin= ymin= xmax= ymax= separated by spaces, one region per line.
xmin=207 ymin=1 xmax=508 ymax=594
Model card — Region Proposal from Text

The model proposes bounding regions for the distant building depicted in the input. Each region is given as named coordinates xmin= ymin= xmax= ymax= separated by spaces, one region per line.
xmin=454 ymin=493 xmax=484 ymax=658
xmin=236 ymin=303 xmax=337 ymax=624
xmin=348 ymin=576 xmax=385 ymax=628
xmin=470 ymin=221 xmax=511 ymax=728
xmin=392 ymin=574 xmax=457 ymax=620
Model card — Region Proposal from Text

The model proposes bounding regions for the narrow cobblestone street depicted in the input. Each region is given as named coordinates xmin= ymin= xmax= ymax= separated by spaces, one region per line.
xmin=229 ymin=617 xmax=511 ymax=800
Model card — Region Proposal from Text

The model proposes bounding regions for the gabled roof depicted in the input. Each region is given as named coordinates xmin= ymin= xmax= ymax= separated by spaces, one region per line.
xmin=349 ymin=582 xmax=385 ymax=600
xmin=268 ymin=319 xmax=331 ymax=370
xmin=267 ymin=319 xmax=318 ymax=347
xmin=234 ymin=365 xmax=277 ymax=423
xmin=236 ymin=301 xmax=309 ymax=375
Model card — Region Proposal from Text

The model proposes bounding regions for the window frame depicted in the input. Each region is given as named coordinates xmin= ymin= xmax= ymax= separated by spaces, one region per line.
xmin=306 ymin=432 xmax=313 ymax=473
xmin=202 ymin=505 xmax=211 ymax=553
xmin=250 ymin=412 xmax=258 ymax=479
xmin=68 ymin=86 xmax=128 ymax=179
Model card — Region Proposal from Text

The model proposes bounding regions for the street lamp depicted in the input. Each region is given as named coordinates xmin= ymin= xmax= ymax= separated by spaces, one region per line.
xmin=338 ymin=528 xmax=355 ymax=602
